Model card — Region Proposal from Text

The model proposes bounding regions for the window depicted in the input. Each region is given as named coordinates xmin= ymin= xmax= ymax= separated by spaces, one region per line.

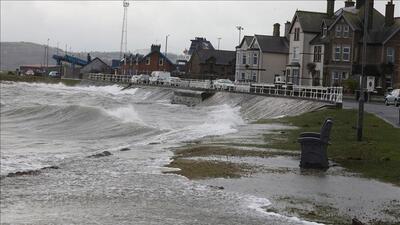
xmin=252 ymin=72 xmax=257 ymax=82
xmin=253 ymin=53 xmax=258 ymax=65
xmin=387 ymin=47 xmax=395 ymax=63
xmin=241 ymin=73 xmax=245 ymax=80
xmin=334 ymin=46 xmax=341 ymax=61
xmin=343 ymin=25 xmax=350 ymax=38
xmin=322 ymin=26 xmax=328 ymax=37
xmin=332 ymin=71 xmax=341 ymax=86
xmin=342 ymin=72 xmax=349 ymax=80
xmin=314 ymin=46 xmax=322 ymax=62
xmin=146 ymin=57 xmax=150 ymax=65
xmin=313 ymin=70 xmax=321 ymax=86
xmin=342 ymin=46 xmax=351 ymax=61
xmin=242 ymin=54 xmax=247 ymax=65
xmin=294 ymin=28 xmax=300 ymax=41
xmin=159 ymin=58 xmax=164 ymax=65
xmin=335 ymin=25 xmax=342 ymax=37
xmin=293 ymin=69 xmax=300 ymax=85
xmin=293 ymin=47 xmax=299 ymax=60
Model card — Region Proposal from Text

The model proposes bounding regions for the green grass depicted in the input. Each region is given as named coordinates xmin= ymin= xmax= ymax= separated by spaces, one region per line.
xmin=258 ymin=108 xmax=400 ymax=186
xmin=0 ymin=73 xmax=81 ymax=86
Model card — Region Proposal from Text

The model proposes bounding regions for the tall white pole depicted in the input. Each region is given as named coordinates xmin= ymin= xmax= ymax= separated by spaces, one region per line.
xmin=236 ymin=26 xmax=244 ymax=45
xmin=165 ymin=34 xmax=170 ymax=56
xmin=217 ymin=37 xmax=221 ymax=50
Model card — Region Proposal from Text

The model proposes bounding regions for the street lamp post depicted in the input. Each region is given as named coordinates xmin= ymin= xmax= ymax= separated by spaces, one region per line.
xmin=357 ymin=0 xmax=370 ymax=141
xmin=165 ymin=34 xmax=170 ymax=57
xmin=236 ymin=26 xmax=244 ymax=45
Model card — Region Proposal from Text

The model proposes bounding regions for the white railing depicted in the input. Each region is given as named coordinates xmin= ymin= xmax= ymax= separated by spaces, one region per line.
xmin=86 ymin=73 xmax=342 ymax=104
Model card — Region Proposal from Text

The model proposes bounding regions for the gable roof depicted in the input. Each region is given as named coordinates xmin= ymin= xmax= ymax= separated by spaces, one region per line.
xmin=139 ymin=50 xmax=174 ymax=65
xmin=195 ymin=49 xmax=236 ymax=65
xmin=188 ymin=37 xmax=215 ymax=55
xmin=290 ymin=10 xmax=329 ymax=33
xmin=81 ymin=57 xmax=110 ymax=70
xmin=329 ymin=5 xmax=399 ymax=44
xmin=237 ymin=36 xmax=254 ymax=48
xmin=250 ymin=35 xmax=289 ymax=54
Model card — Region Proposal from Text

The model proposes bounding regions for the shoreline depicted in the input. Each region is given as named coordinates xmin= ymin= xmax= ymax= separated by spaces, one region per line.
xmin=164 ymin=109 xmax=400 ymax=225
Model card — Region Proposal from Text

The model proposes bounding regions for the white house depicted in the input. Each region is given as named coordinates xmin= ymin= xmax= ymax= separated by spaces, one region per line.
xmin=235 ymin=24 xmax=289 ymax=83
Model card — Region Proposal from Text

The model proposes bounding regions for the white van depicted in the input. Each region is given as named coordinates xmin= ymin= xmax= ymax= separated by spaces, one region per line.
xmin=150 ymin=71 xmax=171 ymax=84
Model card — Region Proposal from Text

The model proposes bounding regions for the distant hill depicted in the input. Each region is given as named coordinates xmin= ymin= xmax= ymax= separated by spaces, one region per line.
xmin=0 ymin=42 xmax=181 ymax=71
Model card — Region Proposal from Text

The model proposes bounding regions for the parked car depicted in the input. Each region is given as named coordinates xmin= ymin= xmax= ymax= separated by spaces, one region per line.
xmin=48 ymin=71 xmax=60 ymax=78
xmin=384 ymin=89 xmax=400 ymax=107
xmin=166 ymin=77 xmax=181 ymax=86
xmin=130 ymin=75 xmax=141 ymax=83
xmin=150 ymin=71 xmax=171 ymax=85
xmin=213 ymin=79 xmax=235 ymax=90
xmin=138 ymin=74 xmax=150 ymax=84
xmin=25 ymin=70 xmax=35 ymax=76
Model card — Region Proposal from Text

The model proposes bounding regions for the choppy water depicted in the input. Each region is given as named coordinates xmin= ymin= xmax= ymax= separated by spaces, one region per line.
xmin=0 ymin=82 xmax=324 ymax=225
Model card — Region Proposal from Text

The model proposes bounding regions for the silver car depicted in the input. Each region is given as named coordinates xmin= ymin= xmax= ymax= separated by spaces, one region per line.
xmin=384 ymin=89 xmax=400 ymax=107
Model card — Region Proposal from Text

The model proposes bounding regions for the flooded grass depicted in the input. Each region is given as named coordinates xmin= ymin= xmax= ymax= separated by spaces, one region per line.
xmin=174 ymin=145 xmax=298 ymax=158
xmin=257 ymin=108 xmax=400 ymax=186
xmin=164 ymin=158 xmax=252 ymax=179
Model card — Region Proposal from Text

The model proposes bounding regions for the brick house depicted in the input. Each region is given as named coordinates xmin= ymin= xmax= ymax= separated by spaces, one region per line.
xmin=120 ymin=45 xmax=175 ymax=75
xmin=316 ymin=0 xmax=400 ymax=90
xmin=304 ymin=0 xmax=400 ymax=90
xmin=186 ymin=49 xmax=236 ymax=80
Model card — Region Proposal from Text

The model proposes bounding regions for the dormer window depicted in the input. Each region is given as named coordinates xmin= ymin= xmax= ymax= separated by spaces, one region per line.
xmin=146 ymin=57 xmax=150 ymax=65
xmin=159 ymin=58 xmax=164 ymax=66
xmin=335 ymin=25 xmax=342 ymax=38
xmin=323 ymin=26 xmax=328 ymax=37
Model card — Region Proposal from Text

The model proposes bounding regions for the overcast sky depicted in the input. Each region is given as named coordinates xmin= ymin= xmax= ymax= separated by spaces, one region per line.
xmin=1 ymin=1 xmax=396 ymax=54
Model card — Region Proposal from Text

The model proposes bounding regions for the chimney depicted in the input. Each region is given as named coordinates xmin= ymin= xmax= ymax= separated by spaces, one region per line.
xmin=385 ymin=0 xmax=395 ymax=27
xmin=345 ymin=0 xmax=355 ymax=7
xmin=356 ymin=0 xmax=365 ymax=9
xmin=151 ymin=44 xmax=161 ymax=52
xmin=327 ymin=0 xmax=335 ymax=17
xmin=284 ymin=21 xmax=291 ymax=39
xmin=368 ymin=0 xmax=374 ymax=29
xmin=273 ymin=23 xmax=281 ymax=37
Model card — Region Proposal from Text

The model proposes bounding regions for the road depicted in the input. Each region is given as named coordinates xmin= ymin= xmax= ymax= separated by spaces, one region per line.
xmin=343 ymin=100 xmax=400 ymax=128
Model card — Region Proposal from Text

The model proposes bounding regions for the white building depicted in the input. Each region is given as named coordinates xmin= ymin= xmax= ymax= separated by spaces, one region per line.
xmin=235 ymin=24 xmax=289 ymax=83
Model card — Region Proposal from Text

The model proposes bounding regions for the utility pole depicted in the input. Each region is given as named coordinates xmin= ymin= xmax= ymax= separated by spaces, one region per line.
xmin=217 ymin=37 xmax=221 ymax=50
xmin=46 ymin=38 xmax=50 ymax=69
xmin=357 ymin=0 xmax=370 ymax=141
xmin=236 ymin=26 xmax=244 ymax=45
xmin=165 ymin=34 xmax=170 ymax=57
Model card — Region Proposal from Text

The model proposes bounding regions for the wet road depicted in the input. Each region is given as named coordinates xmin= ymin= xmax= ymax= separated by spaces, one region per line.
xmin=343 ymin=100 xmax=400 ymax=128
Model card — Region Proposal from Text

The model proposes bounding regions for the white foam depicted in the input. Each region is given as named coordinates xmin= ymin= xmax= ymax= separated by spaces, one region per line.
xmin=245 ymin=195 xmax=325 ymax=225
xmin=103 ymin=105 xmax=146 ymax=125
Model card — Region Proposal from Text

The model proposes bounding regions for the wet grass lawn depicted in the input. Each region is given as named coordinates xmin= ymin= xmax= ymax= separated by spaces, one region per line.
xmin=258 ymin=108 xmax=400 ymax=186
xmin=0 ymin=73 xmax=81 ymax=86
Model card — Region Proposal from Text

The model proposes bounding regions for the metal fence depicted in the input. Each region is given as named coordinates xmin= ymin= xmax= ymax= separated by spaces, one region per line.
xmin=87 ymin=73 xmax=343 ymax=104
